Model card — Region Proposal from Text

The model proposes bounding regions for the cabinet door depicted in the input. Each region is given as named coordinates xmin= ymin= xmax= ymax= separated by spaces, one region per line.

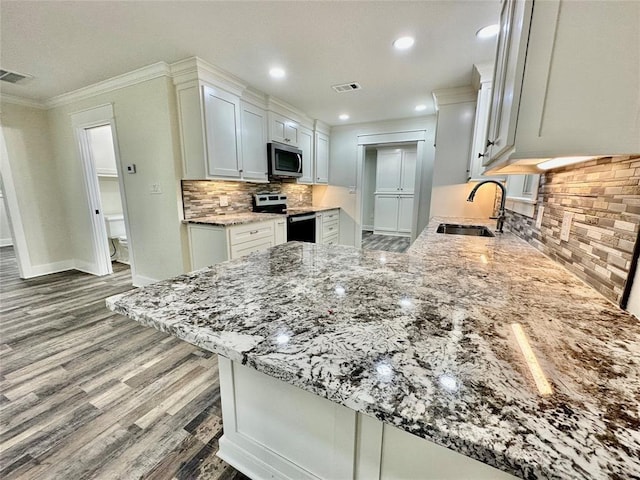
xmin=315 ymin=213 xmax=323 ymax=243
xmin=274 ymin=218 xmax=287 ymax=245
xmin=315 ymin=132 xmax=329 ymax=184
xmin=484 ymin=0 xmax=533 ymax=166
xmin=400 ymin=150 xmax=416 ymax=194
xmin=397 ymin=196 xmax=414 ymax=234
xmin=203 ymin=85 xmax=242 ymax=178
xmin=373 ymin=195 xmax=399 ymax=233
xmin=375 ymin=150 xmax=402 ymax=193
xmin=240 ymin=102 xmax=268 ymax=182
xmin=297 ymin=127 xmax=314 ymax=184
xmin=270 ymin=112 xmax=299 ymax=146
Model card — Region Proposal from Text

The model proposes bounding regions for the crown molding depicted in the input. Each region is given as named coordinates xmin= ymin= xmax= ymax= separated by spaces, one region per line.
xmin=267 ymin=96 xmax=313 ymax=127
xmin=241 ymin=87 xmax=267 ymax=109
xmin=0 ymin=93 xmax=47 ymax=110
xmin=314 ymin=119 xmax=330 ymax=135
xmin=472 ymin=63 xmax=494 ymax=90
xmin=45 ymin=61 xmax=171 ymax=109
xmin=431 ymin=86 xmax=476 ymax=110
xmin=170 ymin=57 xmax=247 ymax=97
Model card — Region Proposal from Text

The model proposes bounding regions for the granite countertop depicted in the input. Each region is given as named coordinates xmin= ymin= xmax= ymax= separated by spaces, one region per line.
xmin=185 ymin=212 xmax=284 ymax=226
xmin=106 ymin=217 xmax=640 ymax=480
xmin=286 ymin=206 xmax=340 ymax=215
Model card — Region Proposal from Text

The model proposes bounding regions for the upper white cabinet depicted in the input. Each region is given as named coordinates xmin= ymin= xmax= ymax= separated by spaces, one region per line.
xmin=314 ymin=132 xmax=329 ymax=184
xmin=203 ymin=85 xmax=243 ymax=178
xmin=484 ymin=0 xmax=640 ymax=171
xmin=375 ymin=147 xmax=415 ymax=194
xmin=239 ymin=101 xmax=268 ymax=182
xmin=297 ymin=126 xmax=314 ymax=184
xmin=269 ymin=112 xmax=299 ymax=146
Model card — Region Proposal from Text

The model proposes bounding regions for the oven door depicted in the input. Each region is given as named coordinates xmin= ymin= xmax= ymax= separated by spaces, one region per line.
xmin=287 ymin=213 xmax=316 ymax=243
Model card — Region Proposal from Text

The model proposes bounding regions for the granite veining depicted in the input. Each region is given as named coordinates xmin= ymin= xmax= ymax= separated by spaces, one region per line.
xmin=185 ymin=212 xmax=284 ymax=226
xmin=107 ymin=217 xmax=640 ymax=480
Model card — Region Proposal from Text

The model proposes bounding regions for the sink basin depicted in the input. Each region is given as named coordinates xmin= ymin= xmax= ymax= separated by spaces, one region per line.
xmin=436 ymin=223 xmax=495 ymax=237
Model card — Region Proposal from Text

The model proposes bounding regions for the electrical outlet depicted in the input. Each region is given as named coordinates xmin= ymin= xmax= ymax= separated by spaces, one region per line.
xmin=150 ymin=182 xmax=162 ymax=194
xmin=560 ymin=212 xmax=573 ymax=241
xmin=219 ymin=195 xmax=229 ymax=207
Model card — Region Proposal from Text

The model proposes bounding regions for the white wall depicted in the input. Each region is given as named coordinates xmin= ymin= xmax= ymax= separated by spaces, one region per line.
xmin=317 ymin=116 xmax=436 ymax=246
xmin=0 ymin=188 xmax=12 ymax=246
xmin=0 ymin=102 xmax=72 ymax=268
xmin=430 ymin=101 xmax=496 ymax=218
xmin=47 ymin=76 xmax=188 ymax=284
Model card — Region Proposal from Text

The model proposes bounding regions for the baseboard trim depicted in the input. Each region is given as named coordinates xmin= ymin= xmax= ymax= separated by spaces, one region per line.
xmin=132 ymin=274 xmax=158 ymax=287
xmin=25 ymin=259 xmax=75 ymax=278
xmin=73 ymin=259 xmax=99 ymax=275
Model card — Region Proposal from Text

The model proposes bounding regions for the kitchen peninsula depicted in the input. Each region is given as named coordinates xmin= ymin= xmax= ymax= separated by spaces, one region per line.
xmin=106 ymin=218 xmax=640 ymax=480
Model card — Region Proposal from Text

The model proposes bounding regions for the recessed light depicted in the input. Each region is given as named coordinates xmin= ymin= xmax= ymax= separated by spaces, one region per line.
xmin=269 ymin=67 xmax=286 ymax=79
xmin=476 ymin=24 xmax=500 ymax=39
xmin=415 ymin=104 xmax=427 ymax=112
xmin=339 ymin=114 xmax=350 ymax=121
xmin=393 ymin=36 xmax=415 ymax=50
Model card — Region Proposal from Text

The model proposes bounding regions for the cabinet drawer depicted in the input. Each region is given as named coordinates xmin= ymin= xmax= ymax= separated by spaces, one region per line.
xmin=323 ymin=233 xmax=339 ymax=245
xmin=228 ymin=221 xmax=274 ymax=246
xmin=322 ymin=210 xmax=339 ymax=224
xmin=323 ymin=222 xmax=339 ymax=239
xmin=230 ymin=238 xmax=274 ymax=259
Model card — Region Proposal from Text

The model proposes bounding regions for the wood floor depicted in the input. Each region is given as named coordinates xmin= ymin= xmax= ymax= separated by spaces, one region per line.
xmin=0 ymin=247 xmax=247 ymax=480
xmin=361 ymin=231 xmax=410 ymax=253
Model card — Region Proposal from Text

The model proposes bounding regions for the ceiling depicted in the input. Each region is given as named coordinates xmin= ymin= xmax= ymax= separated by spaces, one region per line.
xmin=0 ymin=1 xmax=499 ymax=125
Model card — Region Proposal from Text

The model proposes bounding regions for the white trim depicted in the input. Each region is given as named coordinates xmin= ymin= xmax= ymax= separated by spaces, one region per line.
xmin=132 ymin=274 xmax=158 ymax=287
xmin=0 ymin=93 xmax=47 ymax=110
xmin=432 ymin=86 xmax=477 ymax=110
xmin=25 ymin=260 xmax=75 ymax=278
xmin=170 ymin=57 xmax=246 ymax=97
xmin=46 ymin=62 xmax=171 ymax=109
xmin=357 ymin=130 xmax=426 ymax=146
xmin=0 ymin=238 xmax=12 ymax=247
xmin=0 ymin=127 xmax=31 ymax=278
xmin=73 ymin=258 xmax=98 ymax=275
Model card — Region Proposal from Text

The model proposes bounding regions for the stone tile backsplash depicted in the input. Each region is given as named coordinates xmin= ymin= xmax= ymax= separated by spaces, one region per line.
xmin=505 ymin=155 xmax=639 ymax=304
xmin=182 ymin=180 xmax=313 ymax=219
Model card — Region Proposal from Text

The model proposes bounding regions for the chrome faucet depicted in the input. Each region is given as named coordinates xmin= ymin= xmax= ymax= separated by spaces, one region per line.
xmin=467 ymin=180 xmax=507 ymax=233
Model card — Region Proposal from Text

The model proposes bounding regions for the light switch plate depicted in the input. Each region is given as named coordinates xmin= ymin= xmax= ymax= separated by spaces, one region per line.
xmin=126 ymin=164 xmax=136 ymax=174
xmin=150 ymin=182 xmax=162 ymax=194
xmin=219 ymin=195 xmax=229 ymax=207
xmin=535 ymin=206 xmax=544 ymax=229
xmin=560 ymin=212 xmax=573 ymax=241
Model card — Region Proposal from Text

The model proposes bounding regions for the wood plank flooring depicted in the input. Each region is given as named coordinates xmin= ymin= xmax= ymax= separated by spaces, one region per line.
xmin=361 ymin=231 xmax=410 ymax=253
xmin=0 ymin=247 xmax=247 ymax=480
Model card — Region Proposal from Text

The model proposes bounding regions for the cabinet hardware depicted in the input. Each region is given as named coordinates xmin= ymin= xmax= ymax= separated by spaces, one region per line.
xmin=478 ymin=152 xmax=486 ymax=158
xmin=239 ymin=169 xmax=243 ymax=173
xmin=250 ymin=230 xmax=259 ymax=234
xmin=486 ymin=139 xmax=495 ymax=147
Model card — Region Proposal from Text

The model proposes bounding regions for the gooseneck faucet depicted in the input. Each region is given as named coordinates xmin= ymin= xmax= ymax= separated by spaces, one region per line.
xmin=467 ymin=180 xmax=507 ymax=233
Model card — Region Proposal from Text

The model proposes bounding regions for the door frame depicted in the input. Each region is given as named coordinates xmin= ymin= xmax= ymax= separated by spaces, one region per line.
xmin=71 ymin=104 xmax=134 ymax=277
xmin=355 ymin=130 xmax=429 ymax=245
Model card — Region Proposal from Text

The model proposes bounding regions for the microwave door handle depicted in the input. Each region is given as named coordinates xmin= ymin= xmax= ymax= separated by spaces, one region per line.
xmin=297 ymin=154 xmax=302 ymax=173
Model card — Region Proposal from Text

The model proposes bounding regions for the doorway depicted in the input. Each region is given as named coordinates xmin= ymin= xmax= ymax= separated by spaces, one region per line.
xmin=71 ymin=104 xmax=134 ymax=278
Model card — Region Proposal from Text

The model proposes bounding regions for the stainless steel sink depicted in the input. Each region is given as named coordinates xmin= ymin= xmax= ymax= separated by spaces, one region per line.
xmin=436 ymin=223 xmax=495 ymax=237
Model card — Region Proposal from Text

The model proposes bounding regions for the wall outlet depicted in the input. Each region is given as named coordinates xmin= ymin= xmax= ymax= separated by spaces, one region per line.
xmin=219 ymin=195 xmax=229 ymax=207
xmin=150 ymin=182 xmax=162 ymax=194
xmin=560 ymin=212 xmax=573 ymax=241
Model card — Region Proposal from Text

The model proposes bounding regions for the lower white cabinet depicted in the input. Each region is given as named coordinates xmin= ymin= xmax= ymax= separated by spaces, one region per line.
xmin=188 ymin=218 xmax=286 ymax=271
xmin=315 ymin=209 xmax=340 ymax=245
xmin=374 ymin=195 xmax=413 ymax=236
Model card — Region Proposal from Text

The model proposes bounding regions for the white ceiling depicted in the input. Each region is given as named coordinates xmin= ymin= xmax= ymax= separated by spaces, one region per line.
xmin=0 ymin=0 xmax=499 ymax=125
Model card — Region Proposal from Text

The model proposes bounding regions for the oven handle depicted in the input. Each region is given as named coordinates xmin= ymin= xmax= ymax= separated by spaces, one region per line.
xmin=297 ymin=154 xmax=302 ymax=173
xmin=289 ymin=214 xmax=316 ymax=223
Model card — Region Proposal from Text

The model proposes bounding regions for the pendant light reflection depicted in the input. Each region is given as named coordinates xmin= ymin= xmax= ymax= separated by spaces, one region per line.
xmin=511 ymin=323 xmax=553 ymax=396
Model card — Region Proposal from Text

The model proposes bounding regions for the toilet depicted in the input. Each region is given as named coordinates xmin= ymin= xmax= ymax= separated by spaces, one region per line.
xmin=104 ymin=214 xmax=129 ymax=264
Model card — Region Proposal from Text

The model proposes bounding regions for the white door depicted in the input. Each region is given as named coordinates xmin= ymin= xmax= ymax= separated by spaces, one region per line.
xmin=374 ymin=195 xmax=399 ymax=233
xmin=240 ymin=102 xmax=268 ymax=182
xmin=397 ymin=196 xmax=414 ymax=234
xmin=297 ymin=127 xmax=314 ymax=184
xmin=203 ymin=85 xmax=242 ymax=178
xmin=375 ymin=150 xmax=402 ymax=193
xmin=315 ymin=132 xmax=329 ymax=184
xmin=400 ymin=150 xmax=416 ymax=194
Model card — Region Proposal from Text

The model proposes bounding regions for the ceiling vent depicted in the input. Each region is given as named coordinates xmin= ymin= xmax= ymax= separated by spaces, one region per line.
xmin=0 ymin=69 xmax=33 ymax=84
xmin=332 ymin=82 xmax=362 ymax=93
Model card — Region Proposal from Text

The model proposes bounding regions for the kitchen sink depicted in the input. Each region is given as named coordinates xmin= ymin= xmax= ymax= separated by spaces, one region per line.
xmin=436 ymin=223 xmax=495 ymax=237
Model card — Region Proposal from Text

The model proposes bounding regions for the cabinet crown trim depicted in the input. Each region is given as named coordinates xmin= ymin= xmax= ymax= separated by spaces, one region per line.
xmin=171 ymin=57 xmax=247 ymax=97
xmin=432 ymin=86 xmax=477 ymax=109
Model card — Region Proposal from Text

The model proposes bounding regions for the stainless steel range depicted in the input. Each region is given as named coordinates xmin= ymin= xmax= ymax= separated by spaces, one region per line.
xmin=252 ymin=194 xmax=316 ymax=243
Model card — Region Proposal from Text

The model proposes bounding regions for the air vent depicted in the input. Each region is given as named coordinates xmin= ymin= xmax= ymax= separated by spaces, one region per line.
xmin=332 ymin=82 xmax=362 ymax=93
xmin=0 ymin=69 xmax=33 ymax=84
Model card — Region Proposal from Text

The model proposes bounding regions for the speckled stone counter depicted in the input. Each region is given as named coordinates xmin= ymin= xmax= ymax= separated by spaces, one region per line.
xmin=106 ymin=217 xmax=640 ymax=480
xmin=185 ymin=212 xmax=283 ymax=226
xmin=285 ymin=206 xmax=340 ymax=215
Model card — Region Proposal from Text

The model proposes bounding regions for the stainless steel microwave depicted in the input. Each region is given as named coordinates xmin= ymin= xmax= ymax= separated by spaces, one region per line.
xmin=268 ymin=142 xmax=303 ymax=178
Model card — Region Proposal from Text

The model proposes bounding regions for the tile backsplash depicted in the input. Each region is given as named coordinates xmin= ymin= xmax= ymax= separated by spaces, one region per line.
xmin=505 ymin=155 xmax=639 ymax=304
xmin=182 ymin=180 xmax=313 ymax=219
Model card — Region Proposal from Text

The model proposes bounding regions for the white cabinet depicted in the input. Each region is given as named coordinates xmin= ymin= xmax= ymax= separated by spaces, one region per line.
xmin=188 ymin=218 xmax=285 ymax=271
xmin=374 ymin=195 xmax=413 ymax=236
xmin=203 ymin=85 xmax=243 ymax=178
xmin=315 ymin=209 xmax=340 ymax=245
xmin=484 ymin=0 xmax=640 ymax=171
xmin=297 ymin=126 xmax=314 ymax=184
xmin=375 ymin=147 xmax=415 ymax=194
xmin=314 ymin=132 xmax=329 ymax=184
xmin=269 ymin=112 xmax=299 ymax=146
xmin=239 ymin=101 xmax=268 ymax=182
